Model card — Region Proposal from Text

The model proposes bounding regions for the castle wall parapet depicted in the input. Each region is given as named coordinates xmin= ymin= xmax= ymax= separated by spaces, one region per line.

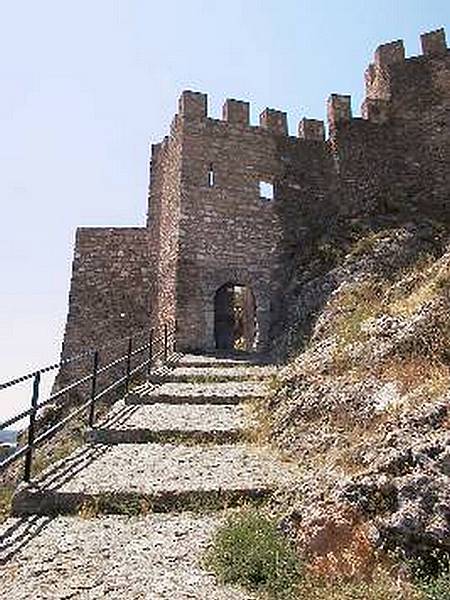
xmin=361 ymin=98 xmax=390 ymax=123
xmin=421 ymin=28 xmax=447 ymax=57
xmin=178 ymin=90 xmax=208 ymax=120
xmin=298 ymin=118 xmax=325 ymax=141
xmin=327 ymin=94 xmax=352 ymax=130
xmin=375 ymin=39 xmax=405 ymax=66
xmin=222 ymin=99 xmax=250 ymax=125
xmin=259 ymin=108 xmax=288 ymax=135
xmin=361 ymin=28 xmax=449 ymax=126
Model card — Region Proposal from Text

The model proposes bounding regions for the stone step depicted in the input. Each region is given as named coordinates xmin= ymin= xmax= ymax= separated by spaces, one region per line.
xmin=0 ymin=514 xmax=253 ymax=599
xmin=12 ymin=443 xmax=295 ymax=516
xmin=151 ymin=365 xmax=276 ymax=384
xmin=86 ymin=402 xmax=254 ymax=445
xmin=178 ymin=353 xmax=269 ymax=369
xmin=126 ymin=381 xmax=267 ymax=406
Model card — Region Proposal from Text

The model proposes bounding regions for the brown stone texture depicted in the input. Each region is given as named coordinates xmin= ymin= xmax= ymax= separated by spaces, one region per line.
xmin=61 ymin=228 xmax=151 ymax=355
xmin=55 ymin=228 xmax=151 ymax=392
xmin=58 ymin=28 xmax=450 ymax=359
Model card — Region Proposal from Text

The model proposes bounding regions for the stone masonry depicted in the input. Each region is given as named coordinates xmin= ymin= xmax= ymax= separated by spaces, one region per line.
xmin=59 ymin=28 xmax=450 ymax=359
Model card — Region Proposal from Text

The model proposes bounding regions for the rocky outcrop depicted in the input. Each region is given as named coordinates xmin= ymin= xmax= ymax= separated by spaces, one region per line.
xmin=269 ymin=225 xmax=450 ymax=564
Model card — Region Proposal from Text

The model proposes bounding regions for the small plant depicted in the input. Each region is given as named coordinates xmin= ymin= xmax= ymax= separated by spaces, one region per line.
xmin=349 ymin=230 xmax=386 ymax=258
xmin=206 ymin=510 xmax=301 ymax=599
xmin=31 ymin=428 xmax=83 ymax=477
xmin=0 ymin=486 xmax=13 ymax=523
xmin=295 ymin=571 xmax=421 ymax=600
xmin=419 ymin=573 xmax=450 ymax=600
xmin=409 ymin=553 xmax=450 ymax=600
xmin=78 ymin=493 xmax=152 ymax=517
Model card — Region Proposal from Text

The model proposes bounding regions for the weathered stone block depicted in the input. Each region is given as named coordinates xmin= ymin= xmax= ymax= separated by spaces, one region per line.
xmin=327 ymin=94 xmax=352 ymax=129
xmin=298 ymin=118 xmax=325 ymax=141
xmin=259 ymin=108 xmax=288 ymax=135
xmin=178 ymin=90 xmax=207 ymax=119
xmin=222 ymin=99 xmax=250 ymax=125
xmin=374 ymin=40 xmax=405 ymax=66
xmin=421 ymin=28 xmax=447 ymax=57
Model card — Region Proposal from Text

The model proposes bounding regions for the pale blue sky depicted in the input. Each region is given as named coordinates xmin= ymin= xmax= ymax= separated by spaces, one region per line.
xmin=0 ymin=1 xmax=448 ymax=421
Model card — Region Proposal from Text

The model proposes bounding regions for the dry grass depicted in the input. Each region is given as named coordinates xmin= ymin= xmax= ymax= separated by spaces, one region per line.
xmin=262 ymin=249 xmax=450 ymax=599
xmin=373 ymin=357 xmax=450 ymax=400
xmin=244 ymin=396 xmax=273 ymax=446
xmin=293 ymin=356 xmax=450 ymax=476
xmin=205 ymin=505 xmax=425 ymax=600
xmin=349 ymin=230 xmax=388 ymax=258
xmin=290 ymin=405 xmax=391 ymax=476
xmin=0 ymin=486 xmax=14 ymax=523
xmin=391 ymin=257 xmax=450 ymax=317
xmin=327 ymin=255 xmax=450 ymax=375
xmin=31 ymin=425 xmax=84 ymax=478
xmin=295 ymin=571 xmax=422 ymax=600
xmin=332 ymin=280 xmax=386 ymax=347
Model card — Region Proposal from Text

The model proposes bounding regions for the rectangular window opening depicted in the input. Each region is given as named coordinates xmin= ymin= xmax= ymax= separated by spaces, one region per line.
xmin=208 ymin=164 xmax=215 ymax=187
xmin=259 ymin=180 xmax=274 ymax=201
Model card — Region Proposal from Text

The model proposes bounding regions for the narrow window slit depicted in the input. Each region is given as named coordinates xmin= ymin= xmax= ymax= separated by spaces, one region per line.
xmin=208 ymin=164 xmax=215 ymax=187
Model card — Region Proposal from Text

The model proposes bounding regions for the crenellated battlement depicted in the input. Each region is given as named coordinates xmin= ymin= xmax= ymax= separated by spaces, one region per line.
xmin=421 ymin=28 xmax=447 ymax=56
xmin=259 ymin=108 xmax=288 ymax=135
xmin=361 ymin=27 xmax=449 ymax=123
xmin=374 ymin=39 xmax=405 ymax=66
xmin=327 ymin=94 xmax=352 ymax=131
xmin=178 ymin=90 xmax=296 ymax=137
xmin=298 ymin=118 xmax=325 ymax=141
xmin=222 ymin=99 xmax=250 ymax=125
xmin=176 ymin=28 xmax=448 ymax=144
xmin=178 ymin=90 xmax=325 ymax=142
xmin=178 ymin=90 xmax=208 ymax=120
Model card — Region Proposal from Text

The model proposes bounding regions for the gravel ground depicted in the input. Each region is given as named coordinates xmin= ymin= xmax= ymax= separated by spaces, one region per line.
xmin=4 ymin=354 xmax=292 ymax=596
xmin=164 ymin=366 xmax=277 ymax=382
xmin=130 ymin=381 xmax=267 ymax=405
xmin=0 ymin=514 xmax=254 ymax=600
xmin=178 ymin=354 xmax=267 ymax=368
xmin=96 ymin=401 xmax=255 ymax=433
xmin=19 ymin=443 xmax=294 ymax=496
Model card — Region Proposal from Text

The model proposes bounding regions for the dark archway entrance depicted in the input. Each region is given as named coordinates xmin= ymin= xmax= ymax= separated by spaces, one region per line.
xmin=214 ymin=283 xmax=257 ymax=351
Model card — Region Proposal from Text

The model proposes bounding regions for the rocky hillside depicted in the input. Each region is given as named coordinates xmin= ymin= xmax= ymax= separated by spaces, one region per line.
xmin=267 ymin=220 xmax=450 ymax=580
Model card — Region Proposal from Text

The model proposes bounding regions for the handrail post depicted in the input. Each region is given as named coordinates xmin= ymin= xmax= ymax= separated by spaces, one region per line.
xmin=24 ymin=372 xmax=41 ymax=482
xmin=164 ymin=323 xmax=168 ymax=362
xmin=88 ymin=351 xmax=100 ymax=428
xmin=147 ymin=328 xmax=153 ymax=378
xmin=125 ymin=336 xmax=133 ymax=393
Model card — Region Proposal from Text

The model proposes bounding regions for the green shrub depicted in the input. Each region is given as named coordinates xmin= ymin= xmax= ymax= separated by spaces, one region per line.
xmin=206 ymin=510 xmax=301 ymax=598
xmin=418 ymin=572 xmax=450 ymax=600
xmin=295 ymin=575 xmax=420 ymax=600
xmin=0 ymin=486 xmax=13 ymax=523
xmin=408 ymin=553 xmax=450 ymax=600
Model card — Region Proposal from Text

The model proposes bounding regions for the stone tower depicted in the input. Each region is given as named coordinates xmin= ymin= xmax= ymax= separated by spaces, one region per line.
xmin=147 ymin=92 xmax=296 ymax=352
xmin=59 ymin=28 xmax=450 ymax=361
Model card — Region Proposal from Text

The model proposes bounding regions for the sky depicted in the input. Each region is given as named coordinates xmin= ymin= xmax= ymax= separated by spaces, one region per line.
xmin=0 ymin=0 xmax=448 ymax=423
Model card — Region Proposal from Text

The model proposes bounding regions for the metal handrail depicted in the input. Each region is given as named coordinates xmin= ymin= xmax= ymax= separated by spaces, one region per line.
xmin=0 ymin=321 xmax=176 ymax=481
xmin=0 ymin=327 xmax=152 ymax=391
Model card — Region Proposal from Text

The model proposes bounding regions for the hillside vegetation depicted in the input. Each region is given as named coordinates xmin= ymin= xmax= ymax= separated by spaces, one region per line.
xmin=262 ymin=221 xmax=450 ymax=596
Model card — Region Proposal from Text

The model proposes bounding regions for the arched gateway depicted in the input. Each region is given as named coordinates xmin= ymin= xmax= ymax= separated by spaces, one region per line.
xmin=214 ymin=284 xmax=257 ymax=352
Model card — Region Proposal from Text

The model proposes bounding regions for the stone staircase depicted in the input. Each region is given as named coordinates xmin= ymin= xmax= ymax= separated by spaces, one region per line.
xmin=0 ymin=354 xmax=296 ymax=599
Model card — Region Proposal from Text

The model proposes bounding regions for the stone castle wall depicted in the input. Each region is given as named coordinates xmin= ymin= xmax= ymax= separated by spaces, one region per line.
xmin=147 ymin=122 xmax=183 ymax=338
xmin=56 ymin=227 xmax=152 ymax=390
xmin=57 ymin=27 xmax=449 ymax=363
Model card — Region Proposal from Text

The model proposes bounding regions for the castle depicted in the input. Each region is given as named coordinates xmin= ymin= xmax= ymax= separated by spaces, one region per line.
xmin=59 ymin=28 xmax=450 ymax=360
